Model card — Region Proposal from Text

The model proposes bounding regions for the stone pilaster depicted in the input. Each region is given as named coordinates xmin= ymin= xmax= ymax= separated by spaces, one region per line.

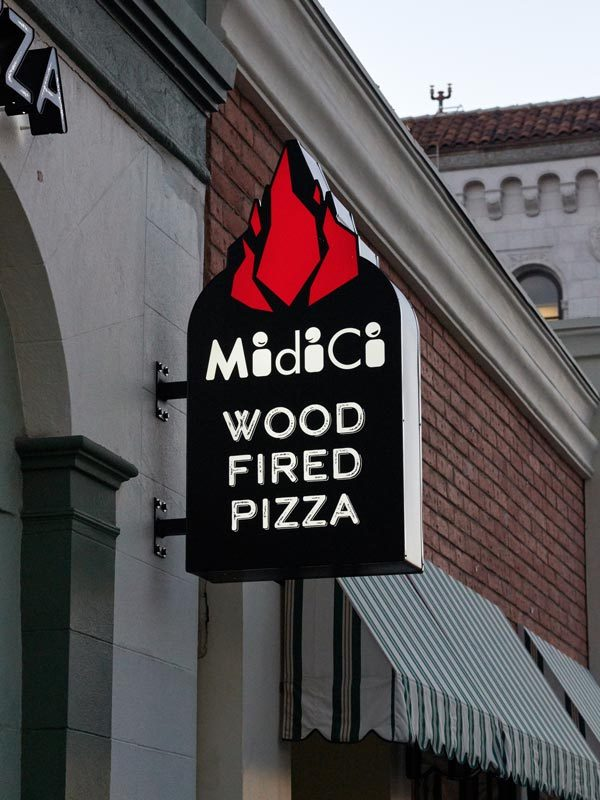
xmin=16 ymin=436 xmax=137 ymax=800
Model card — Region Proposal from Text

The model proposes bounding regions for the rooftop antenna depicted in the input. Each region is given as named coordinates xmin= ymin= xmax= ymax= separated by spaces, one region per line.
xmin=430 ymin=83 xmax=452 ymax=114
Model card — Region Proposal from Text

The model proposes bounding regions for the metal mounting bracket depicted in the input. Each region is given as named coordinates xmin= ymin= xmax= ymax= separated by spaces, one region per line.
xmin=155 ymin=361 xmax=187 ymax=421
xmin=153 ymin=497 xmax=187 ymax=558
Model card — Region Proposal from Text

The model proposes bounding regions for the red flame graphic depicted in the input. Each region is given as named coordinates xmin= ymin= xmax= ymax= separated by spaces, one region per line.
xmin=230 ymin=141 xmax=359 ymax=311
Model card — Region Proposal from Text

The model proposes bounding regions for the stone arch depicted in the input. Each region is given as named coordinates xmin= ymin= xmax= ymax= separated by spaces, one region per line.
xmin=513 ymin=262 xmax=564 ymax=320
xmin=576 ymin=168 xmax=600 ymax=207
xmin=500 ymin=176 xmax=524 ymax=215
xmin=537 ymin=172 xmax=562 ymax=212
xmin=0 ymin=161 xmax=70 ymax=436
xmin=463 ymin=180 xmax=486 ymax=218
xmin=513 ymin=260 xmax=564 ymax=284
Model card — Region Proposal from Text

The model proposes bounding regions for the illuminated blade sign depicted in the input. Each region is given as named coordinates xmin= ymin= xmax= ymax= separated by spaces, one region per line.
xmin=0 ymin=4 xmax=67 ymax=135
xmin=187 ymin=140 xmax=422 ymax=582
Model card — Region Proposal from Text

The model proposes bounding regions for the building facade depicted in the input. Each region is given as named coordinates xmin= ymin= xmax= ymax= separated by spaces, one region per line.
xmin=198 ymin=3 xmax=600 ymax=799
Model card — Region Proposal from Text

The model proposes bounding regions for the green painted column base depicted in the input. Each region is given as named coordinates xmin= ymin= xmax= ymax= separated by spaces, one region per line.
xmin=17 ymin=436 xmax=137 ymax=800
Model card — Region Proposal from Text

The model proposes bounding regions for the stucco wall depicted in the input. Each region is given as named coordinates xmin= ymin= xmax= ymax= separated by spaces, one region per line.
xmin=206 ymin=85 xmax=588 ymax=663
xmin=0 ymin=10 xmax=204 ymax=796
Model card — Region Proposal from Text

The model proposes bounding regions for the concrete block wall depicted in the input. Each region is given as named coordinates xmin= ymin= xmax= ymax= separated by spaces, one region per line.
xmin=109 ymin=147 xmax=203 ymax=800
xmin=206 ymin=85 xmax=588 ymax=663
xmin=0 ymin=13 xmax=204 ymax=795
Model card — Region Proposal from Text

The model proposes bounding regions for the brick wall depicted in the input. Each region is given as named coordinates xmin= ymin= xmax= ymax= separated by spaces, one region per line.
xmin=206 ymin=85 xmax=587 ymax=663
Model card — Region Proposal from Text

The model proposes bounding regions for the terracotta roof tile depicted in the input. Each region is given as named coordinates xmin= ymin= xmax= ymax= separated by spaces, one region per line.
xmin=404 ymin=97 xmax=600 ymax=154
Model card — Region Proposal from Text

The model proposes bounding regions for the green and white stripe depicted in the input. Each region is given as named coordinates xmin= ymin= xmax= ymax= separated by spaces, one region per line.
xmin=281 ymin=578 xmax=408 ymax=743
xmin=331 ymin=582 xmax=361 ymax=741
xmin=281 ymin=563 xmax=600 ymax=800
xmin=524 ymin=627 xmax=600 ymax=760
xmin=281 ymin=579 xmax=304 ymax=740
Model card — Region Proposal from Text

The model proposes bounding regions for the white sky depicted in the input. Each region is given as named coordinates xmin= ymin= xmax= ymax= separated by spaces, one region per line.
xmin=319 ymin=0 xmax=600 ymax=118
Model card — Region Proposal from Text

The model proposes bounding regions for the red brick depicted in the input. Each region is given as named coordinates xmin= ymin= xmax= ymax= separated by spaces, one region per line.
xmin=211 ymin=164 xmax=248 ymax=216
xmin=222 ymin=203 xmax=247 ymax=239
xmin=253 ymin=131 xmax=280 ymax=171
xmin=236 ymin=137 xmax=274 ymax=184
xmin=223 ymin=99 xmax=255 ymax=146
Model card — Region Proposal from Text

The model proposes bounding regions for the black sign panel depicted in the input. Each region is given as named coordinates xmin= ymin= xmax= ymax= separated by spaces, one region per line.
xmin=187 ymin=141 xmax=422 ymax=582
xmin=0 ymin=4 xmax=67 ymax=135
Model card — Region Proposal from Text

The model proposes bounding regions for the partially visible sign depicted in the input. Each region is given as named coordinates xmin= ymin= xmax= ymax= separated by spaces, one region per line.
xmin=0 ymin=3 xmax=67 ymax=135
xmin=187 ymin=140 xmax=422 ymax=582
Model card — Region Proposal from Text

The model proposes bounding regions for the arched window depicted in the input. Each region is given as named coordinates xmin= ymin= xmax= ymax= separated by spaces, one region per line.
xmin=515 ymin=266 xmax=562 ymax=320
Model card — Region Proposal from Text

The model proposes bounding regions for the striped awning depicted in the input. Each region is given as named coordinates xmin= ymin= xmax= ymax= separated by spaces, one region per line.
xmin=523 ymin=627 xmax=600 ymax=759
xmin=281 ymin=562 xmax=600 ymax=800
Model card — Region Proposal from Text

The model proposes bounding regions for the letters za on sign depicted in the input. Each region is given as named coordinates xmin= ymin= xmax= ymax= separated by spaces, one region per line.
xmin=0 ymin=4 xmax=67 ymax=134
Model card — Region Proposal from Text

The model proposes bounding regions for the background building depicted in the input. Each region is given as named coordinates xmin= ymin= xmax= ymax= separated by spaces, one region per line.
xmin=404 ymin=98 xmax=600 ymax=384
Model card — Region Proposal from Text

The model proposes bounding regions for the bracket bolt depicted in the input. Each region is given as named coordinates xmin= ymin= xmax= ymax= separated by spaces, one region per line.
xmin=156 ymin=406 xmax=170 ymax=422
xmin=154 ymin=498 xmax=168 ymax=513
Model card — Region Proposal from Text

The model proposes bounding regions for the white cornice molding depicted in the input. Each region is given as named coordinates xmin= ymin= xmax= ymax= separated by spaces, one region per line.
xmin=209 ymin=0 xmax=599 ymax=475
